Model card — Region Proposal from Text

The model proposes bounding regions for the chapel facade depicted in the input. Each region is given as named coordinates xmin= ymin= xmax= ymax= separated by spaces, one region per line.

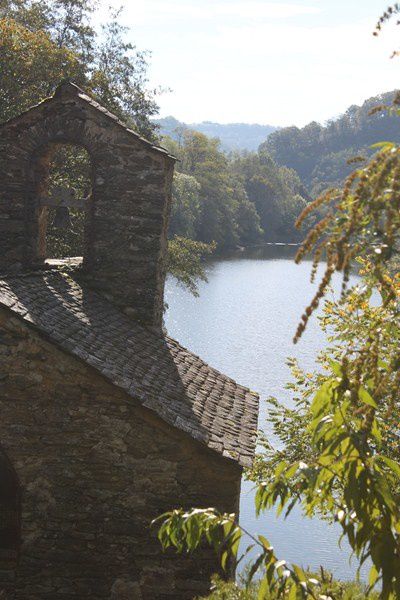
xmin=0 ymin=83 xmax=259 ymax=599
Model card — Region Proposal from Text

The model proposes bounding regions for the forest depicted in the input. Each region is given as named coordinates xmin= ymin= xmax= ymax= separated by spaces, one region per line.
xmin=262 ymin=91 xmax=400 ymax=196
xmin=162 ymin=131 xmax=309 ymax=248
xmin=161 ymin=89 xmax=400 ymax=250
xmin=1 ymin=0 xmax=398 ymax=254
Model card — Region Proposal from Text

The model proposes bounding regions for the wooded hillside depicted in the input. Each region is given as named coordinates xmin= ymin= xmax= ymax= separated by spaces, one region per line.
xmin=261 ymin=90 xmax=400 ymax=195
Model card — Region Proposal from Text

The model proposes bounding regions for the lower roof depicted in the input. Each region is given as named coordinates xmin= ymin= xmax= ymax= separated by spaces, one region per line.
xmin=0 ymin=270 xmax=259 ymax=467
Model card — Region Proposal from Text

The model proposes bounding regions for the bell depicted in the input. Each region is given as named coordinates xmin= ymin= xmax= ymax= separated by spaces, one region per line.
xmin=52 ymin=205 xmax=72 ymax=229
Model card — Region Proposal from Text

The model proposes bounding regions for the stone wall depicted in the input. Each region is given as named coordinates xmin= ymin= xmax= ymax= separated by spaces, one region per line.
xmin=0 ymin=308 xmax=242 ymax=600
xmin=0 ymin=83 xmax=175 ymax=329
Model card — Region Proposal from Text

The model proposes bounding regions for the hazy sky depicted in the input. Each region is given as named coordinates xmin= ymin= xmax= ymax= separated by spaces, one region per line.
xmin=98 ymin=0 xmax=399 ymax=126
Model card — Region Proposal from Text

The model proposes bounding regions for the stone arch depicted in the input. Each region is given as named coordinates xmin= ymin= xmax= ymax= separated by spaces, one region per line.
xmin=1 ymin=85 xmax=131 ymax=273
xmin=23 ymin=110 xmax=102 ymax=270
xmin=28 ymin=140 xmax=94 ymax=263
xmin=0 ymin=82 xmax=175 ymax=327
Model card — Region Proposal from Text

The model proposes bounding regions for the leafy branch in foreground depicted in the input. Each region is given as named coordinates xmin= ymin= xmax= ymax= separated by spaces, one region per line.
xmin=155 ymin=10 xmax=400 ymax=595
xmin=294 ymin=138 xmax=400 ymax=342
xmin=153 ymin=509 xmax=379 ymax=599
xmin=153 ymin=508 xmax=323 ymax=599
xmin=155 ymin=122 xmax=400 ymax=597
xmin=167 ymin=236 xmax=216 ymax=296
xmin=200 ymin=574 xmax=376 ymax=600
xmin=374 ymin=4 xmax=400 ymax=57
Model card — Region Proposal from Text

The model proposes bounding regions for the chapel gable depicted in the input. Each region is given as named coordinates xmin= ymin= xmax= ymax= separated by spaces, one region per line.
xmin=0 ymin=82 xmax=175 ymax=328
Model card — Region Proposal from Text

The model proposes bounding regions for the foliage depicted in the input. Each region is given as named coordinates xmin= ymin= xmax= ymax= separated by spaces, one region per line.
xmin=293 ymin=137 xmax=400 ymax=341
xmin=154 ymin=107 xmax=400 ymax=596
xmin=161 ymin=91 xmax=400 ymax=250
xmin=163 ymin=130 xmax=307 ymax=249
xmin=232 ymin=151 xmax=310 ymax=242
xmin=167 ymin=237 xmax=215 ymax=296
xmin=251 ymin=282 xmax=400 ymax=502
xmin=200 ymin=575 xmax=259 ymax=600
xmin=199 ymin=574 xmax=377 ymax=600
xmin=89 ymin=7 xmax=160 ymax=140
xmin=163 ymin=131 xmax=263 ymax=250
xmin=0 ymin=0 xmax=159 ymax=137
xmin=0 ymin=17 xmax=84 ymax=122
xmin=46 ymin=144 xmax=91 ymax=258
xmin=154 ymin=508 xmax=380 ymax=599
xmin=169 ymin=173 xmax=202 ymax=240
xmin=262 ymin=91 xmax=400 ymax=196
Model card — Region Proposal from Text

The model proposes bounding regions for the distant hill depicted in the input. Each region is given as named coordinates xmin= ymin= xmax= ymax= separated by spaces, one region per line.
xmin=261 ymin=90 xmax=400 ymax=195
xmin=154 ymin=116 xmax=277 ymax=152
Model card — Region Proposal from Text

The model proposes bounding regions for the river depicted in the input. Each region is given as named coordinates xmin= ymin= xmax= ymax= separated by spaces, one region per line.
xmin=164 ymin=245 xmax=362 ymax=581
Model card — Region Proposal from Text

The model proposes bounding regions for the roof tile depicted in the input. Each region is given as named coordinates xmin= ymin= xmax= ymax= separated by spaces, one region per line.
xmin=0 ymin=271 xmax=259 ymax=467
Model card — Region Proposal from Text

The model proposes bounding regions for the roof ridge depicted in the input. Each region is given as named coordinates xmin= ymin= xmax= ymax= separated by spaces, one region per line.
xmin=0 ymin=82 xmax=176 ymax=161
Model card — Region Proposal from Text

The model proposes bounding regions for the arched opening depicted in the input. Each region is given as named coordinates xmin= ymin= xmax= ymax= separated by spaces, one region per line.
xmin=32 ymin=143 xmax=93 ymax=264
xmin=0 ymin=448 xmax=21 ymax=567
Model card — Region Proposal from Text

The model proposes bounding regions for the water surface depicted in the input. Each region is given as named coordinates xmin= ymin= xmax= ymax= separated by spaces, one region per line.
xmin=164 ymin=246 xmax=361 ymax=580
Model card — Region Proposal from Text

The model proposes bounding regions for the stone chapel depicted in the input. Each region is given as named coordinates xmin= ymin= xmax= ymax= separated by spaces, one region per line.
xmin=0 ymin=82 xmax=259 ymax=599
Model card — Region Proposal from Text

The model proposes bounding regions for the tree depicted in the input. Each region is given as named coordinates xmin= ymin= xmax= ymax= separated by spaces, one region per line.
xmin=233 ymin=189 xmax=264 ymax=246
xmin=161 ymin=129 xmax=309 ymax=249
xmin=90 ymin=7 xmax=160 ymax=140
xmin=0 ymin=17 xmax=84 ymax=122
xmin=164 ymin=131 xmax=263 ymax=251
xmin=167 ymin=237 xmax=216 ymax=297
xmin=169 ymin=173 xmax=202 ymax=240
xmin=0 ymin=0 xmax=160 ymax=137
xmin=233 ymin=151 xmax=307 ymax=242
xmin=154 ymin=102 xmax=400 ymax=598
xmin=262 ymin=91 xmax=400 ymax=195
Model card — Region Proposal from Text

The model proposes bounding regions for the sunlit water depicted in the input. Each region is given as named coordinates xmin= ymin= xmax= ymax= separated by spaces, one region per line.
xmin=164 ymin=246 xmax=364 ymax=581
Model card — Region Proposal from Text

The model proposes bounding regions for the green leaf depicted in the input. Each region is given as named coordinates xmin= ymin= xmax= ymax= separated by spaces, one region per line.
xmin=358 ymin=386 xmax=378 ymax=408
xmin=328 ymin=359 xmax=342 ymax=376
xmin=258 ymin=535 xmax=272 ymax=551
xmin=257 ymin=578 xmax=269 ymax=599
xmin=288 ymin=582 xmax=298 ymax=600
xmin=311 ymin=380 xmax=335 ymax=417
xmin=292 ymin=564 xmax=307 ymax=582
xmin=247 ymin=552 xmax=267 ymax=584
xmin=376 ymin=455 xmax=400 ymax=479
xmin=221 ymin=549 xmax=229 ymax=571
xmin=369 ymin=563 xmax=380 ymax=588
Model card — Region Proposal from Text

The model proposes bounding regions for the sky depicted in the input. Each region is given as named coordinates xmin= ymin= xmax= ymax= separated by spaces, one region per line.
xmin=97 ymin=0 xmax=399 ymax=127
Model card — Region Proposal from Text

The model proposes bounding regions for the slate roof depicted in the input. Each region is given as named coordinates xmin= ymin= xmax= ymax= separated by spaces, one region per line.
xmin=0 ymin=271 xmax=259 ymax=467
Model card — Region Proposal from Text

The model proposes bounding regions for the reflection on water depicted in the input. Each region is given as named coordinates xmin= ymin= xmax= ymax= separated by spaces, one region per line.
xmin=216 ymin=244 xmax=301 ymax=261
xmin=164 ymin=246 xmax=362 ymax=581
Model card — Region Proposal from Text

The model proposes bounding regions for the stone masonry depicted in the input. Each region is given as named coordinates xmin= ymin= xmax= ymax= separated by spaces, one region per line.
xmin=0 ymin=308 xmax=242 ymax=599
xmin=0 ymin=82 xmax=175 ymax=329
xmin=0 ymin=83 xmax=259 ymax=599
